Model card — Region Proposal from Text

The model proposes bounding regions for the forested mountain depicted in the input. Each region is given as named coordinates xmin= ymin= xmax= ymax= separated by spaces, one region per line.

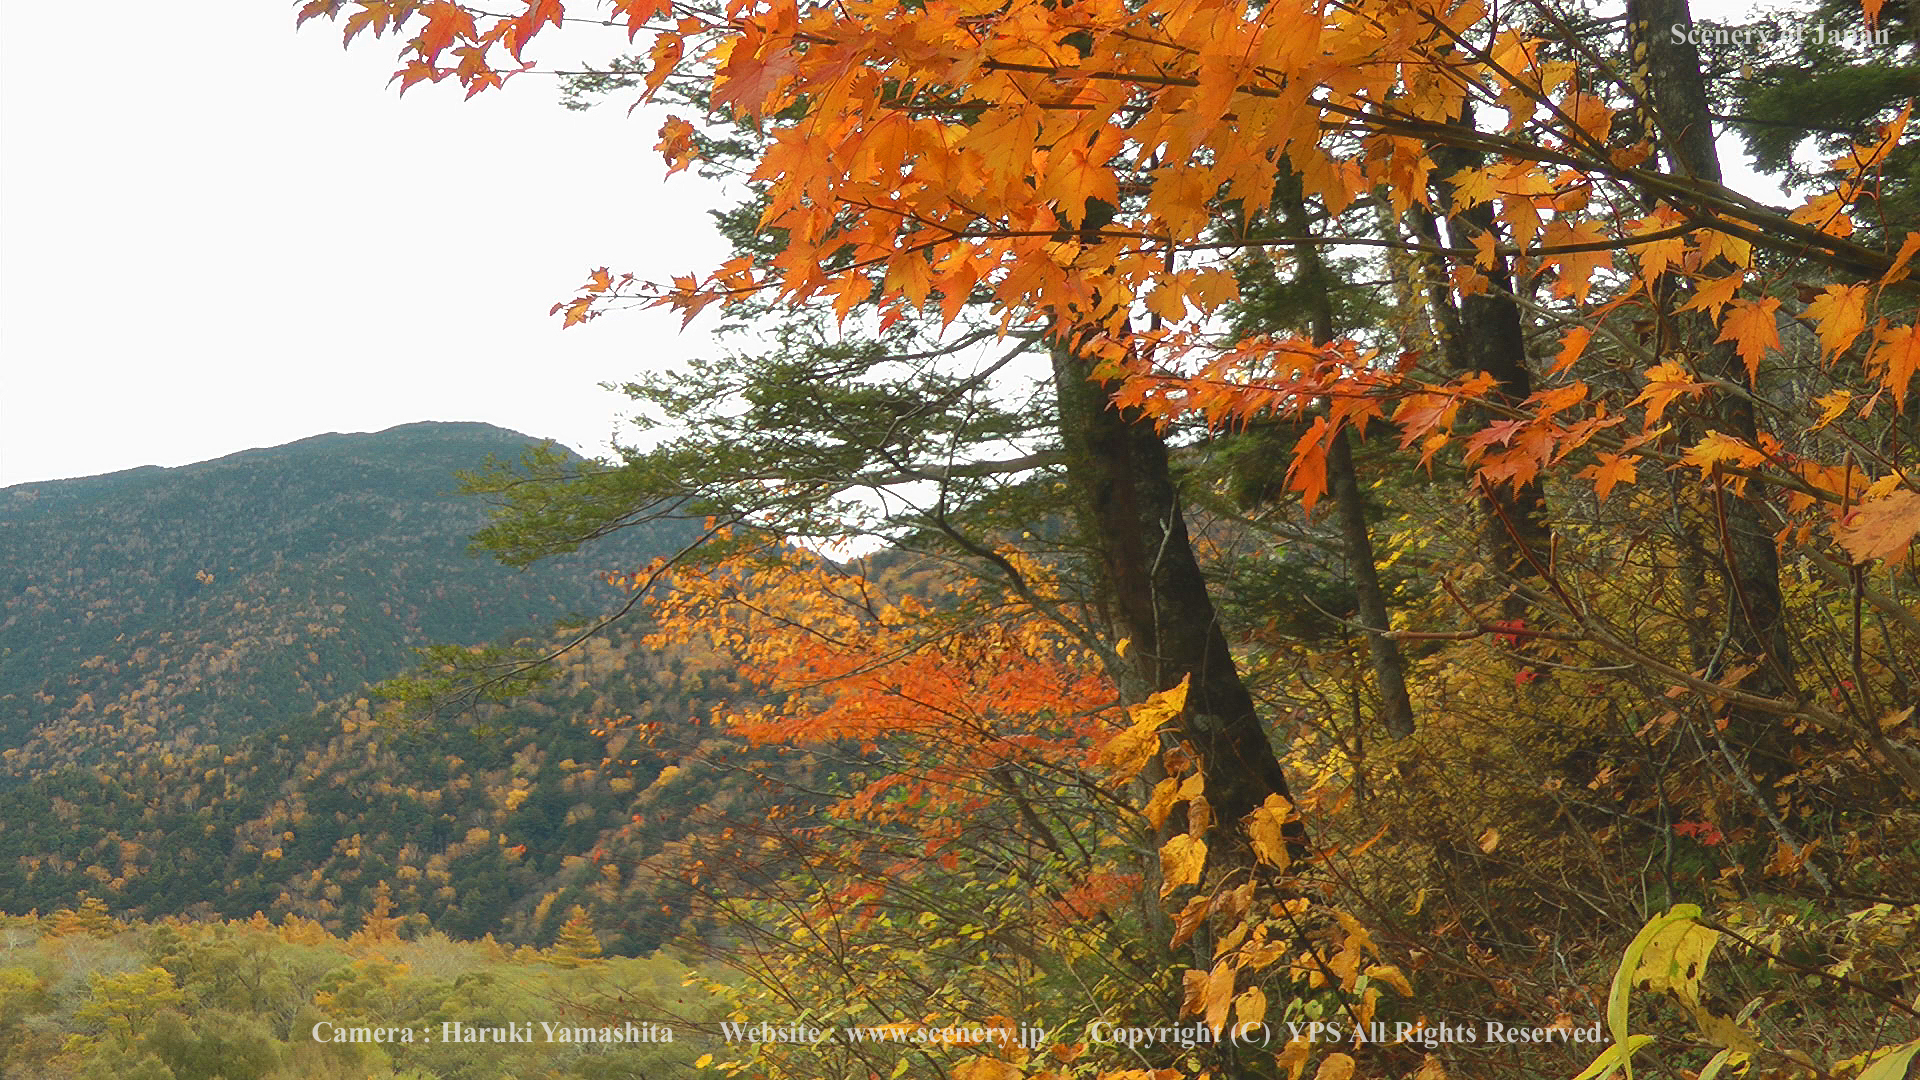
xmin=0 ymin=424 xmax=747 ymax=947
xmin=0 ymin=421 xmax=682 ymax=768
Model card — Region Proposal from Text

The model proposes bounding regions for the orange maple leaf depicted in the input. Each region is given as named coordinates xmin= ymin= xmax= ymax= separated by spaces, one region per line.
xmin=1631 ymin=361 xmax=1709 ymax=428
xmin=1836 ymin=489 xmax=1920 ymax=563
xmin=610 ymin=0 xmax=672 ymax=40
xmin=1788 ymin=192 xmax=1855 ymax=238
xmin=655 ymin=115 xmax=697 ymax=175
xmin=1540 ymin=220 xmax=1612 ymax=302
xmin=1287 ymin=418 xmax=1332 ymax=515
xmin=1580 ymin=453 xmax=1639 ymax=503
xmin=1801 ymin=284 xmax=1868 ymax=357
xmin=1629 ymin=212 xmax=1688 ymax=285
xmin=1715 ymin=297 xmax=1781 ymax=381
xmin=1681 ymin=431 xmax=1767 ymax=473
xmin=414 ymin=1 xmax=478 ymax=62
xmin=1869 ymin=323 xmax=1920 ymax=407
xmin=1883 ymin=232 xmax=1920 ymax=286
xmin=1679 ymin=272 xmax=1743 ymax=320
xmin=1548 ymin=326 xmax=1593 ymax=375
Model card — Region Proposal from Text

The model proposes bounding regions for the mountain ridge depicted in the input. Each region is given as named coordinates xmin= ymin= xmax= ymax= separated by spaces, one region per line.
xmin=0 ymin=421 xmax=744 ymax=947
xmin=0 ymin=420 xmax=682 ymax=768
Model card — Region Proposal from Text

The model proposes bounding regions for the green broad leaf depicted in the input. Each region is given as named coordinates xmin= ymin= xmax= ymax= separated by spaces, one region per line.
xmin=1569 ymin=1034 xmax=1655 ymax=1080
xmin=1608 ymin=904 xmax=1702 ymax=1080
xmin=1859 ymin=1037 xmax=1920 ymax=1080
xmin=1695 ymin=1048 xmax=1739 ymax=1080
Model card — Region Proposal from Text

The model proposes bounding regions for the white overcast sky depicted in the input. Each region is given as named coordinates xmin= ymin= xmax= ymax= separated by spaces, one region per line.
xmin=0 ymin=1 xmax=732 ymax=488
xmin=1 ymin=0 xmax=1785 ymax=490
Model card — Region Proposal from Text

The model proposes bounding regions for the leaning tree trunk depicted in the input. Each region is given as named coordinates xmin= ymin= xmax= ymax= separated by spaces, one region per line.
xmin=1050 ymin=341 xmax=1303 ymax=852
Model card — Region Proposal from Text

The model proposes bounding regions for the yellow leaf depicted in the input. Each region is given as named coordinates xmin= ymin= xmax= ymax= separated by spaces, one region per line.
xmin=1633 ymin=917 xmax=1719 ymax=1008
xmin=1681 ymin=432 xmax=1766 ymax=473
xmin=1684 ymin=1005 xmax=1761 ymax=1054
xmin=1859 ymin=1037 xmax=1920 ymax=1080
xmin=1477 ymin=827 xmax=1501 ymax=853
xmin=1180 ymin=967 xmax=1208 ymax=1016
xmin=1169 ymin=895 xmax=1210 ymax=947
xmin=1353 ymin=984 xmax=1380 ymax=1030
xmin=1143 ymin=776 xmax=1180 ymax=829
xmin=1276 ymin=1037 xmax=1312 ymax=1080
xmin=1363 ymin=963 xmax=1413 ymax=996
xmin=951 ymin=1058 xmax=1022 ymax=1080
xmin=1245 ymin=794 xmax=1294 ymax=870
xmin=1609 ymin=905 xmax=1701 ymax=1046
xmin=1811 ymin=390 xmax=1853 ymax=431
xmin=1447 ymin=165 xmax=1496 ymax=208
xmin=1098 ymin=676 xmax=1190 ymax=780
xmin=1187 ymin=795 xmax=1214 ymax=836
xmin=1234 ymin=986 xmax=1268 ymax=1026
xmin=1177 ymin=771 xmax=1205 ymax=799
xmin=1159 ymin=833 xmax=1207 ymax=895
xmin=1202 ymin=960 xmax=1236 ymax=1034
xmin=1313 ymin=1052 xmax=1356 ymax=1080
xmin=1569 ymin=1035 xmax=1655 ymax=1080
xmin=694 ymin=1054 xmax=714 ymax=1069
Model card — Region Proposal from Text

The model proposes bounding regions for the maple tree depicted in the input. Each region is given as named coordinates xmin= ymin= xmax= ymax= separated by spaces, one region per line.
xmin=296 ymin=0 xmax=1920 ymax=1077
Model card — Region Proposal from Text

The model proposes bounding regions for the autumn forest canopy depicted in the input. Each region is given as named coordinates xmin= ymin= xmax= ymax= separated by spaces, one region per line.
xmin=11 ymin=0 xmax=1920 ymax=1077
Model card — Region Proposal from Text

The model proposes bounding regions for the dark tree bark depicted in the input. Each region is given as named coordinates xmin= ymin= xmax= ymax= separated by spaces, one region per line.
xmin=1628 ymin=0 xmax=1796 ymax=707
xmin=1425 ymin=110 xmax=1556 ymax=600
xmin=1051 ymin=342 xmax=1303 ymax=850
xmin=1275 ymin=173 xmax=1417 ymax=739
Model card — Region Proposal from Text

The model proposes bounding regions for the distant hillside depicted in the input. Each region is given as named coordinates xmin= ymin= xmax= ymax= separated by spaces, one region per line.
xmin=0 ymin=611 xmax=785 ymax=952
xmin=0 ymin=421 xmax=687 ymax=769
xmin=0 ymin=423 xmax=804 ymax=948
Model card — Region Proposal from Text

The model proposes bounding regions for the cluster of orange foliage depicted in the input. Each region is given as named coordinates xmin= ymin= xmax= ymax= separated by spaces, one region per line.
xmin=305 ymin=0 xmax=1917 ymax=557
xmin=297 ymin=2 xmax=1920 ymax=1078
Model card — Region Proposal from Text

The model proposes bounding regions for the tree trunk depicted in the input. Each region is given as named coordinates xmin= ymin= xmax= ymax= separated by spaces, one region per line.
xmin=1427 ymin=111 xmax=1556 ymax=601
xmin=1051 ymin=341 xmax=1304 ymax=850
xmin=1276 ymin=173 xmax=1417 ymax=739
xmin=1628 ymin=0 xmax=1796 ymax=716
